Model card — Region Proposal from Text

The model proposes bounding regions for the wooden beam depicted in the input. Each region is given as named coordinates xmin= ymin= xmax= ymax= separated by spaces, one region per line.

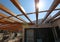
xmin=0 ymin=13 xmax=22 ymax=23
xmin=35 ymin=0 xmax=39 ymax=26
xmin=46 ymin=11 xmax=60 ymax=23
xmin=0 ymin=13 xmax=16 ymax=22
xmin=51 ymin=16 xmax=60 ymax=22
xmin=0 ymin=13 xmax=23 ymax=23
xmin=0 ymin=4 xmax=27 ymax=23
xmin=10 ymin=0 xmax=32 ymax=23
xmin=0 ymin=13 xmax=7 ymax=17
xmin=3 ymin=18 xmax=16 ymax=22
xmin=0 ymin=16 xmax=15 ymax=23
xmin=41 ymin=0 xmax=60 ymax=24
xmin=17 ymin=8 xmax=60 ymax=16
xmin=0 ymin=8 xmax=60 ymax=21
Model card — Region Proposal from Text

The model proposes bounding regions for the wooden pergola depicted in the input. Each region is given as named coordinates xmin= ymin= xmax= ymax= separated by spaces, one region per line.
xmin=0 ymin=0 xmax=60 ymax=32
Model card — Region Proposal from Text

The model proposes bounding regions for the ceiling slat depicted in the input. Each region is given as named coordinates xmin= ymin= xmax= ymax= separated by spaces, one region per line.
xmin=0 ymin=8 xmax=60 ymax=21
xmin=10 ymin=0 xmax=32 ymax=23
xmin=41 ymin=0 xmax=60 ymax=24
xmin=17 ymin=8 xmax=60 ymax=16
xmin=0 ymin=4 xmax=27 ymax=23
xmin=51 ymin=16 xmax=60 ymax=22
xmin=35 ymin=0 xmax=39 ymax=26
xmin=0 ymin=13 xmax=14 ymax=23
xmin=0 ymin=13 xmax=22 ymax=23
xmin=46 ymin=11 xmax=60 ymax=23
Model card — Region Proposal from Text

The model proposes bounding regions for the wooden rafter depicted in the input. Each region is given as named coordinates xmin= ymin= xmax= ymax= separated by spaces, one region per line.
xmin=0 ymin=8 xmax=60 ymax=21
xmin=10 ymin=0 xmax=32 ymax=23
xmin=35 ymin=0 xmax=39 ymax=26
xmin=0 ymin=13 xmax=16 ymax=22
xmin=17 ymin=8 xmax=60 ymax=16
xmin=0 ymin=13 xmax=15 ymax=23
xmin=0 ymin=13 xmax=23 ymax=23
xmin=2 ymin=18 xmax=15 ymax=23
xmin=0 ymin=4 xmax=27 ymax=23
xmin=51 ymin=16 xmax=60 ymax=22
xmin=46 ymin=11 xmax=60 ymax=23
xmin=41 ymin=0 xmax=60 ymax=24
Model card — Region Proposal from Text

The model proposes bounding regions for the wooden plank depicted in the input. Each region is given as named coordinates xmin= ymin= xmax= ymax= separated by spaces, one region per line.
xmin=10 ymin=0 xmax=32 ymax=23
xmin=0 ymin=8 xmax=60 ymax=21
xmin=17 ymin=8 xmax=60 ymax=16
xmin=0 ymin=4 xmax=27 ymax=23
xmin=0 ymin=13 xmax=16 ymax=22
xmin=35 ymin=0 xmax=39 ymax=26
xmin=41 ymin=0 xmax=60 ymax=24
xmin=0 ymin=13 xmax=22 ymax=23
xmin=51 ymin=16 xmax=60 ymax=22
xmin=46 ymin=11 xmax=60 ymax=23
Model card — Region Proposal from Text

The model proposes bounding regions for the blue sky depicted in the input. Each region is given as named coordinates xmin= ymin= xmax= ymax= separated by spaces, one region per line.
xmin=0 ymin=0 xmax=60 ymax=22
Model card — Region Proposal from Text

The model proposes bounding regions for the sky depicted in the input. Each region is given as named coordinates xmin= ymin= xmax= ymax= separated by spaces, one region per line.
xmin=0 ymin=0 xmax=60 ymax=22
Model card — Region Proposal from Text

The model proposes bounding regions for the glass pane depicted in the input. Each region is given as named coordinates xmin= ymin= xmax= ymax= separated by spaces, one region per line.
xmin=38 ymin=12 xmax=47 ymax=19
xmin=18 ymin=0 xmax=35 ymax=13
xmin=19 ymin=16 xmax=29 ymax=22
xmin=27 ymin=14 xmax=36 ymax=21
xmin=39 ymin=0 xmax=53 ymax=11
